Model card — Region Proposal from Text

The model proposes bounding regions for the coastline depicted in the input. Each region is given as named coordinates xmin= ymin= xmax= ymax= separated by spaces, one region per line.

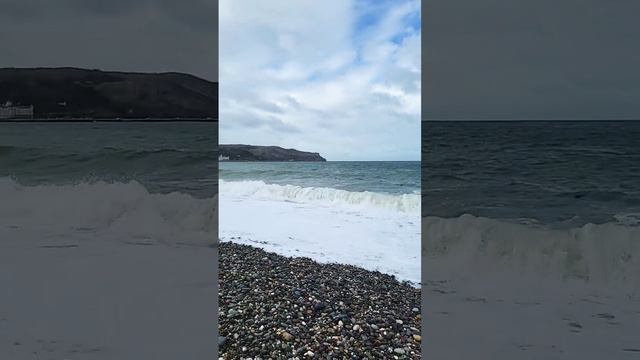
xmin=219 ymin=242 xmax=421 ymax=359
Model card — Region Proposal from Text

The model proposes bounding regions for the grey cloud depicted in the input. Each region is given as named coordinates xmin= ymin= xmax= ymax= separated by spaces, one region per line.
xmin=269 ymin=118 xmax=302 ymax=134
xmin=423 ymin=0 xmax=640 ymax=120
xmin=222 ymin=112 xmax=301 ymax=134
xmin=246 ymin=98 xmax=285 ymax=115
xmin=285 ymin=96 xmax=301 ymax=110
xmin=221 ymin=113 xmax=262 ymax=128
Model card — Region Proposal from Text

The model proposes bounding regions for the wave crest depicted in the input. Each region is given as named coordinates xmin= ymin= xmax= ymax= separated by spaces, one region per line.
xmin=424 ymin=214 xmax=640 ymax=287
xmin=0 ymin=178 xmax=217 ymax=245
xmin=220 ymin=180 xmax=420 ymax=213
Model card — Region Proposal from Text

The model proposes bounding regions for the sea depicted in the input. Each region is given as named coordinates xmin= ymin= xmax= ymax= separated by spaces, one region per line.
xmin=219 ymin=161 xmax=422 ymax=285
xmin=423 ymin=121 xmax=640 ymax=290
xmin=4 ymin=120 xmax=638 ymax=290
xmin=0 ymin=122 xmax=217 ymax=245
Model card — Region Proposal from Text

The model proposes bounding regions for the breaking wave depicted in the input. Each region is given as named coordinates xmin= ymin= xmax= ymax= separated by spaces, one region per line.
xmin=219 ymin=180 xmax=420 ymax=214
xmin=0 ymin=177 xmax=217 ymax=245
xmin=423 ymin=214 xmax=640 ymax=288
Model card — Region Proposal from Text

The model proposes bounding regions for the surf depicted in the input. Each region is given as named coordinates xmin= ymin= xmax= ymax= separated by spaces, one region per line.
xmin=423 ymin=214 xmax=640 ymax=289
xmin=0 ymin=177 xmax=216 ymax=245
xmin=219 ymin=179 xmax=420 ymax=214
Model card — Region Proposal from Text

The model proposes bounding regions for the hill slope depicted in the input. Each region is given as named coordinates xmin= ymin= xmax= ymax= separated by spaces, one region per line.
xmin=219 ymin=145 xmax=326 ymax=161
xmin=0 ymin=67 xmax=217 ymax=119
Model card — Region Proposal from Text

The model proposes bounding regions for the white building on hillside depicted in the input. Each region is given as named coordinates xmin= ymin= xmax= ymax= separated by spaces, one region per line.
xmin=0 ymin=101 xmax=34 ymax=119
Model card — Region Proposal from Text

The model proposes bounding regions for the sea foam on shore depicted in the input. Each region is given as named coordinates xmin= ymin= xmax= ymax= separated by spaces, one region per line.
xmin=220 ymin=179 xmax=421 ymax=285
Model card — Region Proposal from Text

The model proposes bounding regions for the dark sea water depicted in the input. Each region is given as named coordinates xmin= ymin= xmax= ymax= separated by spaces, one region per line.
xmin=0 ymin=122 xmax=217 ymax=245
xmin=422 ymin=121 xmax=640 ymax=288
xmin=0 ymin=122 xmax=217 ymax=198
xmin=219 ymin=161 xmax=420 ymax=195
xmin=422 ymin=121 xmax=640 ymax=227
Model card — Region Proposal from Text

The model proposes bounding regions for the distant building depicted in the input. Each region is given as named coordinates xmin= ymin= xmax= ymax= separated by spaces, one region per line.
xmin=0 ymin=101 xmax=34 ymax=119
xmin=218 ymin=154 xmax=230 ymax=161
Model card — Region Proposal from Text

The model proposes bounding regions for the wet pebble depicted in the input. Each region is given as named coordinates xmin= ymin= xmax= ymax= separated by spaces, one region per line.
xmin=219 ymin=242 xmax=421 ymax=359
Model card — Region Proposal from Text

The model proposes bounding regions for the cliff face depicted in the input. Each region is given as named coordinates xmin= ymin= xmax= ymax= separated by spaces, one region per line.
xmin=219 ymin=145 xmax=326 ymax=162
xmin=0 ymin=67 xmax=217 ymax=119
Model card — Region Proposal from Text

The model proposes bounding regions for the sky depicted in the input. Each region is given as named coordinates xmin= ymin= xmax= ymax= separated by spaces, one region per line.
xmin=0 ymin=0 xmax=217 ymax=81
xmin=219 ymin=0 xmax=421 ymax=161
xmin=424 ymin=0 xmax=640 ymax=120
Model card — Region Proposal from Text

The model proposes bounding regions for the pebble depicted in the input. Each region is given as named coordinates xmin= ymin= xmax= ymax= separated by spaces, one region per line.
xmin=218 ymin=336 xmax=226 ymax=348
xmin=219 ymin=242 xmax=421 ymax=359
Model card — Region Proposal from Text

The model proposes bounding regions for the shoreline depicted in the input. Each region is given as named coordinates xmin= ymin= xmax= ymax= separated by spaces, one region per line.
xmin=219 ymin=242 xmax=421 ymax=359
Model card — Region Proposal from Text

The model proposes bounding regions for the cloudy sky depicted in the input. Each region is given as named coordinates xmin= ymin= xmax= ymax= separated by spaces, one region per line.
xmin=219 ymin=0 xmax=421 ymax=161
xmin=424 ymin=0 xmax=640 ymax=120
xmin=0 ymin=0 xmax=217 ymax=81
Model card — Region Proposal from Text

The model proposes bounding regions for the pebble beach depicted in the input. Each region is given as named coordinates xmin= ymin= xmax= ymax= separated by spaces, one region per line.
xmin=218 ymin=242 xmax=422 ymax=359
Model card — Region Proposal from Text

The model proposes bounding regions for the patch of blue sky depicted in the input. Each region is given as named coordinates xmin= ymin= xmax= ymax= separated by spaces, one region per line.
xmin=263 ymin=0 xmax=420 ymax=100
xmin=353 ymin=0 xmax=420 ymax=49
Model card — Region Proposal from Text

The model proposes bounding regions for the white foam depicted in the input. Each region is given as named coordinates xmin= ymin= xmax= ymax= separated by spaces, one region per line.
xmin=0 ymin=176 xmax=422 ymax=284
xmin=219 ymin=179 xmax=420 ymax=214
xmin=220 ymin=180 xmax=421 ymax=285
xmin=0 ymin=177 xmax=216 ymax=246
xmin=614 ymin=212 xmax=640 ymax=226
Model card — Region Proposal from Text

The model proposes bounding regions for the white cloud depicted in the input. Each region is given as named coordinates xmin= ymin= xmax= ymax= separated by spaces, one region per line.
xmin=220 ymin=0 xmax=420 ymax=160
